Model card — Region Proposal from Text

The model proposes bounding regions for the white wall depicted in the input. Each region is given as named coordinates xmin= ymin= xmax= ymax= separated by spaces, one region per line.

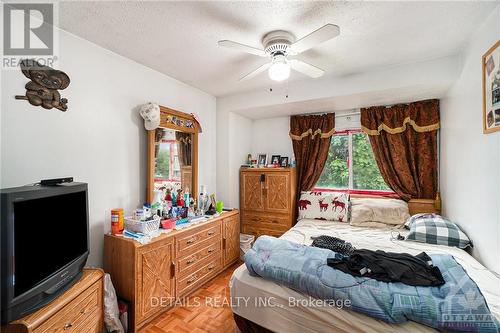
xmin=215 ymin=108 xmax=231 ymax=208
xmin=252 ymin=117 xmax=293 ymax=160
xmin=216 ymin=109 xmax=253 ymax=209
xmin=0 ymin=27 xmax=216 ymax=267
xmin=227 ymin=112 xmax=253 ymax=208
xmin=440 ymin=7 xmax=500 ymax=273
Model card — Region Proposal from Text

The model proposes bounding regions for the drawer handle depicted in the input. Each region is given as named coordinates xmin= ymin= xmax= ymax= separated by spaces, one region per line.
xmin=80 ymin=308 xmax=87 ymax=314
xmin=186 ymin=257 xmax=196 ymax=265
xmin=64 ymin=323 xmax=73 ymax=330
xmin=186 ymin=237 xmax=197 ymax=245
xmin=207 ymin=231 xmax=215 ymax=236
xmin=208 ymin=264 xmax=215 ymax=271
xmin=207 ymin=248 xmax=215 ymax=254
xmin=187 ymin=275 xmax=197 ymax=284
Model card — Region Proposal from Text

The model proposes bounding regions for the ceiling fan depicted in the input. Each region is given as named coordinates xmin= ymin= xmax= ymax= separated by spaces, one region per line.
xmin=218 ymin=24 xmax=340 ymax=82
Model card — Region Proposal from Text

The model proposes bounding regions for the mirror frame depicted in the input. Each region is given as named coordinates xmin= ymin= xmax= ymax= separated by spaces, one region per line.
xmin=147 ymin=105 xmax=202 ymax=203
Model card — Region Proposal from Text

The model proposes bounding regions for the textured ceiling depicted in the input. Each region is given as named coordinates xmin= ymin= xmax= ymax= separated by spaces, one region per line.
xmin=58 ymin=1 xmax=496 ymax=97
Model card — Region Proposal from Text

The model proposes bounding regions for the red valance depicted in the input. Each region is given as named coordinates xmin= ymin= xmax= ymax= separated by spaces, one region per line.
xmin=289 ymin=114 xmax=335 ymax=140
xmin=361 ymin=99 xmax=440 ymax=136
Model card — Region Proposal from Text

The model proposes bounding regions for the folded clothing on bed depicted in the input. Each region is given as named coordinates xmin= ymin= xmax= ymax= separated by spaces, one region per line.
xmin=327 ymin=249 xmax=445 ymax=286
xmin=245 ymin=236 xmax=499 ymax=332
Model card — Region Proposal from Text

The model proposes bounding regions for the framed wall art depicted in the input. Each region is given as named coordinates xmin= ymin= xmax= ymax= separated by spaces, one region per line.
xmin=483 ymin=40 xmax=500 ymax=134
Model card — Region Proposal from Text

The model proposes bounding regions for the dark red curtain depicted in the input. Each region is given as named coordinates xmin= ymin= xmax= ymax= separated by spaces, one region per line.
xmin=175 ymin=132 xmax=192 ymax=166
xmin=360 ymin=99 xmax=439 ymax=201
xmin=290 ymin=113 xmax=335 ymax=192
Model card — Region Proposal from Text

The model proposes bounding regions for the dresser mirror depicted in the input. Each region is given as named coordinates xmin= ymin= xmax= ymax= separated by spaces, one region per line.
xmin=147 ymin=106 xmax=201 ymax=203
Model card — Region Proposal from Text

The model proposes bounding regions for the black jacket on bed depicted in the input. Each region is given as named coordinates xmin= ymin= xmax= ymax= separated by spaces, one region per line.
xmin=327 ymin=249 xmax=445 ymax=286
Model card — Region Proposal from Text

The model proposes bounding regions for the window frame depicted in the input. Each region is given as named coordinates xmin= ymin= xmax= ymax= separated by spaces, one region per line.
xmin=314 ymin=128 xmax=397 ymax=197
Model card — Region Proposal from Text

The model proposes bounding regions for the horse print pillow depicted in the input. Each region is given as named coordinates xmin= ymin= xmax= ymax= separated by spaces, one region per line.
xmin=298 ymin=191 xmax=349 ymax=222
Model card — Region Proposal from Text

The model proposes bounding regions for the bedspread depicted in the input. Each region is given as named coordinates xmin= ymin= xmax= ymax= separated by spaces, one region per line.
xmin=245 ymin=235 xmax=499 ymax=332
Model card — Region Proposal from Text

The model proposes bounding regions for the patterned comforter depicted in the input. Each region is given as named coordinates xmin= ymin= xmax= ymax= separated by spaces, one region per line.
xmin=245 ymin=236 xmax=499 ymax=332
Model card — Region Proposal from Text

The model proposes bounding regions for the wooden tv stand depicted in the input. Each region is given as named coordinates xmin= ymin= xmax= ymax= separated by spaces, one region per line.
xmin=104 ymin=210 xmax=240 ymax=332
xmin=2 ymin=268 xmax=104 ymax=333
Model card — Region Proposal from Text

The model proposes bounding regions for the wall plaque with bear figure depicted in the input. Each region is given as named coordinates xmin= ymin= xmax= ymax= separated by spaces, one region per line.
xmin=15 ymin=59 xmax=70 ymax=112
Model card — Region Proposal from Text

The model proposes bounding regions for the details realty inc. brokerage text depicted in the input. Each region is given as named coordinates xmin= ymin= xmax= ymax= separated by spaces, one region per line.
xmin=150 ymin=296 xmax=352 ymax=309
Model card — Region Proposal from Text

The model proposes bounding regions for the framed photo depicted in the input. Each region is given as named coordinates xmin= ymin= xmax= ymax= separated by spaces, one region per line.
xmin=483 ymin=40 xmax=500 ymax=134
xmin=271 ymin=155 xmax=281 ymax=166
xmin=280 ymin=156 xmax=289 ymax=167
xmin=257 ymin=154 xmax=267 ymax=166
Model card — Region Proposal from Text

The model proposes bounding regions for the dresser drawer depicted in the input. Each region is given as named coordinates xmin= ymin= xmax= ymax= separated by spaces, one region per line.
xmin=73 ymin=309 xmax=101 ymax=333
xmin=34 ymin=281 xmax=101 ymax=333
xmin=177 ymin=242 xmax=221 ymax=277
xmin=242 ymin=212 xmax=291 ymax=227
xmin=176 ymin=223 xmax=221 ymax=256
xmin=242 ymin=224 xmax=286 ymax=238
xmin=176 ymin=254 xmax=222 ymax=296
xmin=242 ymin=220 xmax=290 ymax=233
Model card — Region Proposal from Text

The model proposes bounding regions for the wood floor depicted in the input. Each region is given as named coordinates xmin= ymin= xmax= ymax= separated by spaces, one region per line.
xmin=139 ymin=262 xmax=242 ymax=333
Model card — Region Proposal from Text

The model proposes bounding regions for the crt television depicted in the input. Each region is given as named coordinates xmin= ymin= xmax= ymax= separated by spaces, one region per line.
xmin=1 ymin=182 xmax=89 ymax=324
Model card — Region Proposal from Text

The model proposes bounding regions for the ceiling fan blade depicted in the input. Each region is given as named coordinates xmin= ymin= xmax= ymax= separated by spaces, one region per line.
xmin=290 ymin=24 xmax=340 ymax=54
xmin=218 ymin=40 xmax=267 ymax=57
xmin=290 ymin=59 xmax=324 ymax=78
xmin=239 ymin=62 xmax=271 ymax=81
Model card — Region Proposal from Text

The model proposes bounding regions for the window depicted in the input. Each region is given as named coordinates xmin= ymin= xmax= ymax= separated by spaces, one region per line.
xmin=155 ymin=140 xmax=181 ymax=182
xmin=316 ymin=129 xmax=393 ymax=194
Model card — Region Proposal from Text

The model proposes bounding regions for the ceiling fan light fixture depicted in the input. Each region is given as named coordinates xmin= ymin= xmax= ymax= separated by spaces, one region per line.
xmin=219 ymin=24 xmax=338 ymax=82
xmin=268 ymin=56 xmax=290 ymax=82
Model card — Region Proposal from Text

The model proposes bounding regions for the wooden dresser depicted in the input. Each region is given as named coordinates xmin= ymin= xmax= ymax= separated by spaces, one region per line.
xmin=240 ymin=167 xmax=297 ymax=237
xmin=2 ymin=269 xmax=104 ymax=333
xmin=104 ymin=210 xmax=240 ymax=332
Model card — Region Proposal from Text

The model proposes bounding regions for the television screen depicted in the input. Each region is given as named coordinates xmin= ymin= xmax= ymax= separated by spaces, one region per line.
xmin=13 ymin=190 xmax=88 ymax=297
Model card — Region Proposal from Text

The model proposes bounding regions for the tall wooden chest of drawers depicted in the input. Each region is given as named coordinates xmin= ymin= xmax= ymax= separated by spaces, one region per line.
xmin=240 ymin=168 xmax=297 ymax=237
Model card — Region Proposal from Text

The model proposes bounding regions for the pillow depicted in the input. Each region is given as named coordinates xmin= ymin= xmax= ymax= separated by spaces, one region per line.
xmin=405 ymin=214 xmax=472 ymax=249
xmin=404 ymin=213 xmax=430 ymax=229
xmin=298 ymin=191 xmax=349 ymax=222
xmin=349 ymin=198 xmax=410 ymax=227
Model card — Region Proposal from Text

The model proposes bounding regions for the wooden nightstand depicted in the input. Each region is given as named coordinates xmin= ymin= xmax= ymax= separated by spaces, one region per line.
xmin=2 ymin=268 xmax=104 ymax=333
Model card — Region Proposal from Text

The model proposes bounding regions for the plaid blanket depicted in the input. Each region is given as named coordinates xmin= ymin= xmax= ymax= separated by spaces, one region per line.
xmin=245 ymin=236 xmax=498 ymax=332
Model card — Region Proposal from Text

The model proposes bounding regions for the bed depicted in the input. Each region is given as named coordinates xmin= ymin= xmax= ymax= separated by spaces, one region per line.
xmin=230 ymin=219 xmax=500 ymax=333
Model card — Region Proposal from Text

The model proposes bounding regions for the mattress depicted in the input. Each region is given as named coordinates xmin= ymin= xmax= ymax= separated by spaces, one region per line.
xmin=230 ymin=219 xmax=500 ymax=333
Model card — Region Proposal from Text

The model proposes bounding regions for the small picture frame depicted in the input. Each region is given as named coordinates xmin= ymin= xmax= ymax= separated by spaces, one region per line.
xmin=271 ymin=155 xmax=281 ymax=166
xmin=210 ymin=194 xmax=217 ymax=208
xmin=258 ymin=154 xmax=267 ymax=166
xmin=280 ymin=156 xmax=289 ymax=167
